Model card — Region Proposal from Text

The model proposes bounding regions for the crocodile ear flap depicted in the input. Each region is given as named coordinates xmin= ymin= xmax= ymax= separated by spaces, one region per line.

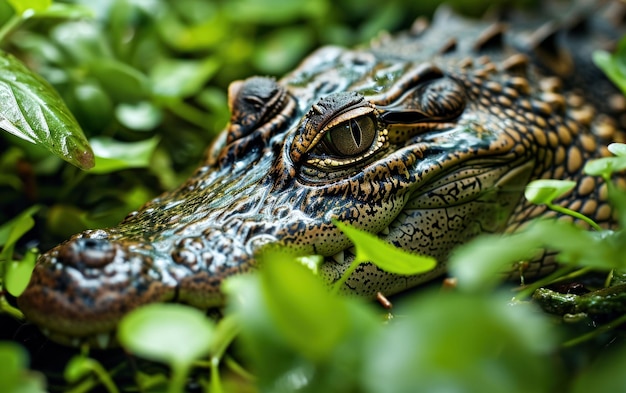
xmin=380 ymin=110 xmax=431 ymax=124
xmin=377 ymin=78 xmax=466 ymax=125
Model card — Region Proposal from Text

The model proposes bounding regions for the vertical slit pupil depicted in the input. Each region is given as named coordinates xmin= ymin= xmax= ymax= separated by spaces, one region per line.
xmin=350 ymin=119 xmax=362 ymax=147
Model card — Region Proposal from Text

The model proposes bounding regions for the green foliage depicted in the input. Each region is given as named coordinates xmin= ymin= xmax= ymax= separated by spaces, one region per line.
xmin=0 ymin=0 xmax=624 ymax=391
xmin=88 ymin=136 xmax=160 ymax=174
xmin=333 ymin=220 xmax=437 ymax=276
xmin=64 ymin=355 xmax=119 ymax=393
xmin=594 ymin=37 xmax=626 ymax=96
xmin=0 ymin=51 xmax=94 ymax=169
xmin=0 ymin=341 xmax=46 ymax=393
xmin=118 ymin=304 xmax=215 ymax=393
xmin=0 ymin=206 xmax=39 ymax=298
xmin=452 ymin=144 xmax=626 ymax=293
xmin=332 ymin=220 xmax=437 ymax=293
xmin=224 ymin=253 xmax=562 ymax=393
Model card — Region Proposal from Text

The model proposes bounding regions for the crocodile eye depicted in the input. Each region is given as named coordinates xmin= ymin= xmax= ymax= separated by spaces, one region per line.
xmin=290 ymin=91 xmax=389 ymax=174
xmin=318 ymin=115 xmax=376 ymax=156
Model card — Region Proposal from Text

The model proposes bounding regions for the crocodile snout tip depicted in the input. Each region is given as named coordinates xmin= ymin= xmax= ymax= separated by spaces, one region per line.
xmin=58 ymin=238 xmax=116 ymax=269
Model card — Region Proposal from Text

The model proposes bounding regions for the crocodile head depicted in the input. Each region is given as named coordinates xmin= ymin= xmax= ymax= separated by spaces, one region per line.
xmin=17 ymin=10 xmax=622 ymax=347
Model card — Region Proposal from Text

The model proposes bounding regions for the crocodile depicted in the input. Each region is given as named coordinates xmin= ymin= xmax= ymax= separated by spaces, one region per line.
xmin=17 ymin=2 xmax=626 ymax=347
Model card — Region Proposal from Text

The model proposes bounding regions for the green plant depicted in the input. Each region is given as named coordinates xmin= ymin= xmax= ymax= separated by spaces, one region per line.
xmin=1 ymin=0 xmax=626 ymax=392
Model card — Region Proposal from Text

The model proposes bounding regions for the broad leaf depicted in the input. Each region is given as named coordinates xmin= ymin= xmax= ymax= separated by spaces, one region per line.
xmin=7 ymin=0 xmax=51 ymax=15
xmin=334 ymin=220 xmax=437 ymax=275
xmin=593 ymin=37 xmax=626 ymax=96
xmin=118 ymin=303 xmax=214 ymax=366
xmin=5 ymin=248 xmax=37 ymax=297
xmin=608 ymin=143 xmax=626 ymax=157
xmin=258 ymin=249 xmax=349 ymax=361
xmin=524 ymin=180 xmax=576 ymax=205
xmin=89 ymin=136 xmax=159 ymax=174
xmin=0 ymin=51 xmax=94 ymax=169
xmin=150 ymin=58 xmax=220 ymax=98
xmin=584 ymin=156 xmax=626 ymax=178
xmin=364 ymin=291 xmax=558 ymax=393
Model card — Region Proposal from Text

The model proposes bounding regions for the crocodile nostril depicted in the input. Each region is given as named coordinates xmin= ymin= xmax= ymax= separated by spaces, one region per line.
xmin=61 ymin=238 xmax=116 ymax=268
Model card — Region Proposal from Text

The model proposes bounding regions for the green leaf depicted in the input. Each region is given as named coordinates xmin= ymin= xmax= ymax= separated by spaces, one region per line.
xmin=50 ymin=21 xmax=110 ymax=64
xmin=363 ymin=291 xmax=558 ymax=393
xmin=115 ymin=101 xmax=162 ymax=131
xmin=5 ymin=248 xmax=37 ymax=297
xmin=257 ymin=249 xmax=349 ymax=361
xmin=150 ymin=58 xmax=220 ymax=98
xmin=225 ymin=0 xmax=328 ymax=24
xmin=118 ymin=303 xmax=214 ymax=367
xmin=7 ymin=0 xmax=51 ymax=15
xmin=450 ymin=220 xmax=623 ymax=292
xmin=0 ymin=206 xmax=38 ymax=249
xmin=333 ymin=220 xmax=437 ymax=275
xmin=29 ymin=3 xmax=93 ymax=19
xmin=223 ymin=271 xmax=378 ymax=392
xmin=593 ymin=38 xmax=626 ymax=96
xmin=64 ymin=355 xmax=119 ymax=393
xmin=608 ymin=142 xmax=626 ymax=157
xmin=88 ymin=59 xmax=150 ymax=102
xmin=449 ymin=230 xmax=542 ymax=292
xmin=0 ymin=51 xmax=94 ymax=169
xmin=524 ymin=179 xmax=576 ymax=205
xmin=88 ymin=136 xmax=160 ymax=174
xmin=253 ymin=27 xmax=314 ymax=74
xmin=571 ymin=343 xmax=626 ymax=393
xmin=0 ymin=341 xmax=46 ymax=393
xmin=584 ymin=156 xmax=626 ymax=178
xmin=0 ymin=207 xmax=39 ymax=279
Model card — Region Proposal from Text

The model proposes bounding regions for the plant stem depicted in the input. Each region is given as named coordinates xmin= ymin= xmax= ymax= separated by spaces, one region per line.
xmin=223 ymin=355 xmax=255 ymax=382
xmin=0 ymin=14 xmax=22 ymax=43
xmin=209 ymin=356 xmax=223 ymax=393
xmin=514 ymin=266 xmax=592 ymax=300
xmin=547 ymin=203 xmax=602 ymax=231
xmin=562 ymin=313 xmax=626 ymax=347
xmin=168 ymin=364 xmax=190 ymax=393
xmin=89 ymin=359 xmax=120 ymax=393
xmin=332 ymin=258 xmax=362 ymax=295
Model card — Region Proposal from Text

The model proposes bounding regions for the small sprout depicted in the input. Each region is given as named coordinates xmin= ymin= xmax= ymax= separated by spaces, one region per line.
xmin=524 ymin=180 xmax=601 ymax=231
xmin=118 ymin=304 xmax=214 ymax=393
xmin=332 ymin=220 xmax=437 ymax=294
xmin=65 ymin=355 xmax=119 ymax=393
xmin=584 ymin=156 xmax=626 ymax=180
xmin=593 ymin=37 xmax=626 ymax=96
xmin=5 ymin=248 xmax=37 ymax=297
xmin=333 ymin=220 xmax=437 ymax=275
xmin=608 ymin=143 xmax=626 ymax=157
xmin=524 ymin=179 xmax=576 ymax=205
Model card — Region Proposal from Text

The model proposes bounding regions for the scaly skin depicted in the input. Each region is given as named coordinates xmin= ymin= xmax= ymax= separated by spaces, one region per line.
xmin=18 ymin=3 xmax=626 ymax=347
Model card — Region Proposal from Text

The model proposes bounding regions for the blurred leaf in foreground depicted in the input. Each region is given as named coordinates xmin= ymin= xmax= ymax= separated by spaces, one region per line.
xmin=0 ymin=341 xmax=46 ymax=393
xmin=88 ymin=136 xmax=160 ymax=174
xmin=0 ymin=51 xmax=94 ymax=169
xmin=594 ymin=37 xmax=626 ymax=96
xmin=364 ymin=291 xmax=560 ymax=393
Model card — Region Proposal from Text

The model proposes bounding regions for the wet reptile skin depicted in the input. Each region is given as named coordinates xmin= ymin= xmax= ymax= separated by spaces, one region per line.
xmin=17 ymin=3 xmax=626 ymax=347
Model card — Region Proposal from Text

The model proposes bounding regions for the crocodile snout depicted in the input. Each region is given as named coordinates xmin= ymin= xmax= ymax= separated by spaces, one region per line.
xmin=58 ymin=238 xmax=116 ymax=269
